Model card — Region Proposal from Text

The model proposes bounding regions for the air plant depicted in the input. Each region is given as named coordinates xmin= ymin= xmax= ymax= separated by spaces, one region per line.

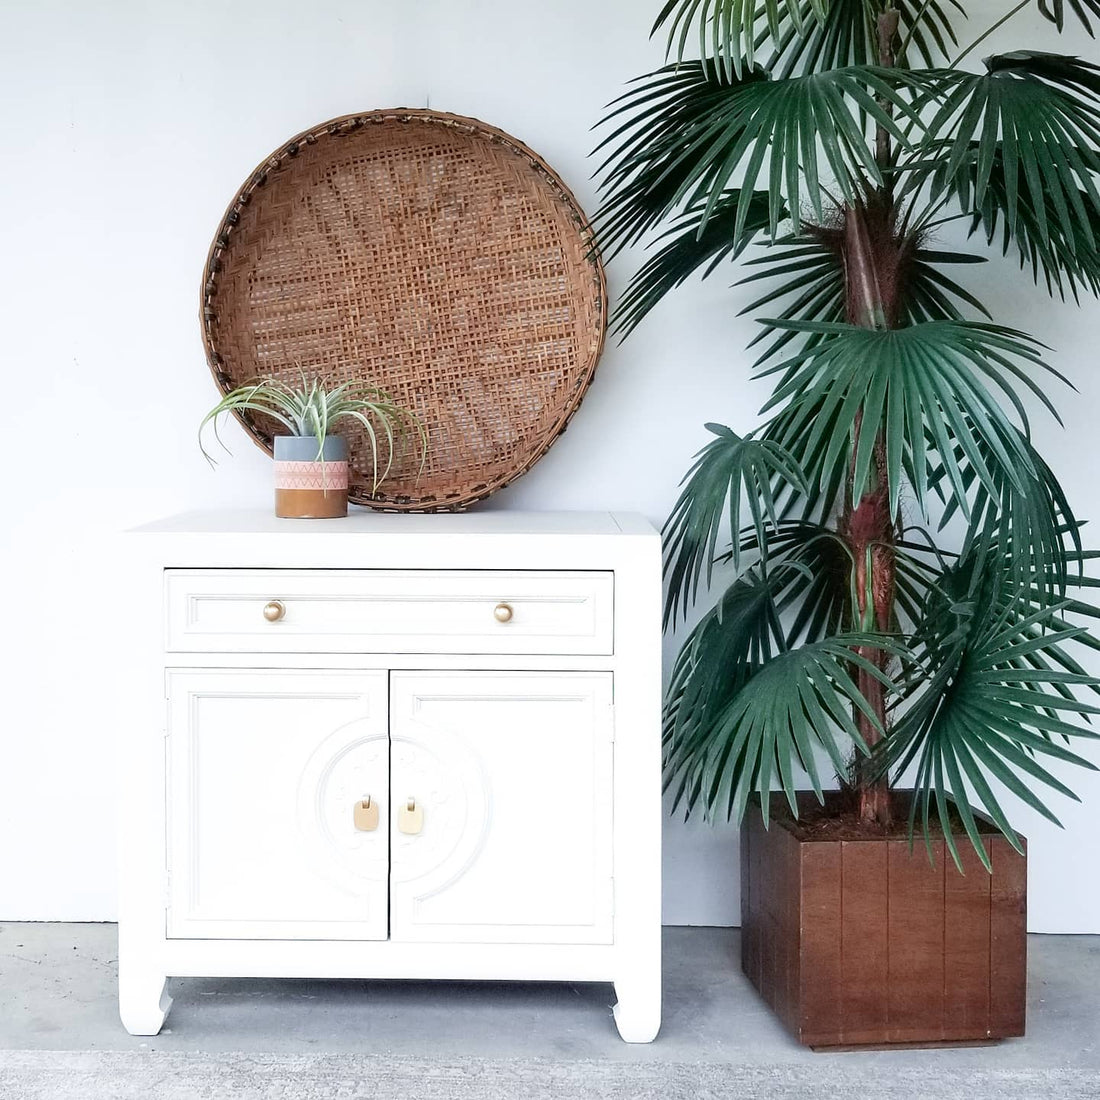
xmin=199 ymin=373 xmax=426 ymax=492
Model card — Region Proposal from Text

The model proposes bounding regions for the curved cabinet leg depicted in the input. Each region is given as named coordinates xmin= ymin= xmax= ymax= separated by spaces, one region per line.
xmin=612 ymin=975 xmax=661 ymax=1043
xmin=119 ymin=972 xmax=172 ymax=1036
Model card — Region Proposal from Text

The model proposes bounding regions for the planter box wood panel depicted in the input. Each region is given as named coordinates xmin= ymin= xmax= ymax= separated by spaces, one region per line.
xmin=741 ymin=794 xmax=1027 ymax=1048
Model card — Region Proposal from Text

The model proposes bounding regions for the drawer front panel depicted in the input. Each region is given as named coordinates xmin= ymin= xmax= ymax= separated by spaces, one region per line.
xmin=165 ymin=569 xmax=614 ymax=654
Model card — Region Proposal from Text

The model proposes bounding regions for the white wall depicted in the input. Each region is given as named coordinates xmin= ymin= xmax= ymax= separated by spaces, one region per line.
xmin=1 ymin=0 xmax=1098 ymax=932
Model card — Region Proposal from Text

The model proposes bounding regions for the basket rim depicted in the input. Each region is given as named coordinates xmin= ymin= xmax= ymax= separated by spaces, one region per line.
xmin=199 ymin=107 xmax=608 ymax=513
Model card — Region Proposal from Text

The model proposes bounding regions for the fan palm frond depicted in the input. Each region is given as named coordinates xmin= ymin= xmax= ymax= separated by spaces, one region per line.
xmin=612 ymin=190 xmax=771 ymax=337
xmin=893 ymin=0 xmax=966 ymax=68
xmin=756 ymin=0 xmax=873 ymax=77
xmin=917 ymin=53 xmax=1100 ymax=275
xmin=901 ymin=248 xmax=990 ymax=321
xmin=738 ymin=233 xmax=847 ymax=369
xmin=886 ymin=544 xmax=1100 ymax=868
xmin=1037 ymin=0 xmax=1100 ymax=34
xmin=663 ymin=425 xmax=808 ymax=625
xmin=934 ymin=429 xmax=1081 ymax=603
xmin=654 ymin=0 xmax=966 ymax=77
xmin=758 ymin=321 xmax=1066 ymax=530
xmin=723 ymin=519 xmax=854 ymax=645
xmin=594 ymin=61 xmax=922 ymax=253
xmin=653 ymin=0 xmax=828 ymax=79
xmin=947 ymin=145 xmax=1100 ymax=298
xmin=770 ymin=0 xmax=965 ymax=77
xmin=594 ymin=63 xmax=769 ymax=258
xmin=667 ymin=625 xmax=904 ymax=823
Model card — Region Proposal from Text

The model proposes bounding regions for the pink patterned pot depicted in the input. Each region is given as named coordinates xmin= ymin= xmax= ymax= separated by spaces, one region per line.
xmin=273 ymin=435 xmax=348 ymax=519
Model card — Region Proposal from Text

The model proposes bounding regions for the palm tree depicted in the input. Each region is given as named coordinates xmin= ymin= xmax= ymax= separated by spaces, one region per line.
xmin=595 ymin=0 xmax=1100 ymax=867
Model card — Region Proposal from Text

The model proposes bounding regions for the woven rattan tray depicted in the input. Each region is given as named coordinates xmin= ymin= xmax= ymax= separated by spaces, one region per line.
xmin=200 ymin=110 xmax=607 ymax=511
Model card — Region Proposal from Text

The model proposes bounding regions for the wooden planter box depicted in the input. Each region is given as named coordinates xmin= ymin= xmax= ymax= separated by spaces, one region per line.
xmin=740 ymin=794 xmax=1027 ymax=1049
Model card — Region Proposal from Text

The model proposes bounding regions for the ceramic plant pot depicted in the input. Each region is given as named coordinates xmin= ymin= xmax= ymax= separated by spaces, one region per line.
xmin=273 ymin=435 xmax=349 ymax=519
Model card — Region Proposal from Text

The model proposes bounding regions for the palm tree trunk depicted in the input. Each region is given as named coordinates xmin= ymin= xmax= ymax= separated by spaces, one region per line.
xmin=846 ymin=437 xmax=895 ymax=827
xmin=842 ymin=9 xmax=902 ymax=827
xmin=841 ymin=204 xmax=898 ymax=827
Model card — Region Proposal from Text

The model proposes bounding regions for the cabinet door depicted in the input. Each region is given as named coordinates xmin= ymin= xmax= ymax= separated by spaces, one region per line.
xmin=166 ymin=669 xmax=389 ymax=940
xmin=389 ymin=671 xmax=614 ymax=944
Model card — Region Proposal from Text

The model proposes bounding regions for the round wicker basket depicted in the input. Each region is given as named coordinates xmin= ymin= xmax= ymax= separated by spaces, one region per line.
xmin=200 ymin=110 xmax=607 ymax=511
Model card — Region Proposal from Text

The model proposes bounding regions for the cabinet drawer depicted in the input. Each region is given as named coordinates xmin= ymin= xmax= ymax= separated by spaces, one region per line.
xmin=164 ymin=569 xmax=614 ymax=654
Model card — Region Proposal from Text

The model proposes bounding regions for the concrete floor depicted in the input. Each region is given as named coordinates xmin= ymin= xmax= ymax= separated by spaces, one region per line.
xmin=0 ymin=923 xmax=1097 ymax=1071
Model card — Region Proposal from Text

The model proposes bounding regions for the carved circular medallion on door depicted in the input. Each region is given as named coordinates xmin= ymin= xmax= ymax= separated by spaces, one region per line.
xmin=297 ymin=725 xmax=390 ymax=890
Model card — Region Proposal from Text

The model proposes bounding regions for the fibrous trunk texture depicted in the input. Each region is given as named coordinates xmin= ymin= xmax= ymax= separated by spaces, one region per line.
xmin=841 ymin=199 xmax=900 ymax=826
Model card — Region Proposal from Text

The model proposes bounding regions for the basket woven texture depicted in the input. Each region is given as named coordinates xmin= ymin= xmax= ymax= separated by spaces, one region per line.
xmin=201 ymin=110 xmax=607 ymax=511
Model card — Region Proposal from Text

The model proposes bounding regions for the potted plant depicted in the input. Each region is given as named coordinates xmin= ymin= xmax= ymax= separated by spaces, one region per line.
xmin=200 ymin=374 xmax=425 ymax=518
xmin=596 ymin=1 xmax=1100 ymax=1047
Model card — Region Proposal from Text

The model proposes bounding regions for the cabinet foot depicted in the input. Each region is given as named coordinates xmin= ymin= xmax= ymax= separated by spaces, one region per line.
xmin=119 ymin=973 xmax=172 ymax=1036
xmin=612 ymin=977 xmax=661 ymax=1043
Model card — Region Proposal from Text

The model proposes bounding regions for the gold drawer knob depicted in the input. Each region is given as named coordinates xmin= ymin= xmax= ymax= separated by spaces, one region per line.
xmin=493 ymin=602 xmax=514 ymax=623
xmin=263 ymin=600 xmax=286 ymax=623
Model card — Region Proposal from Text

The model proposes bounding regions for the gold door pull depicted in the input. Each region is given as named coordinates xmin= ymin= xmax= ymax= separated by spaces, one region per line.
xmin=493 ymin=602 xmax=514 ymax=623
xmin=398 ymin=797 xmax=424 ymax=835
xmin=353 ymin=796 xmax=380 ymax=832
xmin=263 ymin=600 xmax=286 ymax=622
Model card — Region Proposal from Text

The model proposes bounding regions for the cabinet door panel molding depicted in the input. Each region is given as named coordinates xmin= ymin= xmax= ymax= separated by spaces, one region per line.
xmin=389 ymin=671 xmax=614 ymax=945
xmin=165 ymin=668 xmax=389 ymax=941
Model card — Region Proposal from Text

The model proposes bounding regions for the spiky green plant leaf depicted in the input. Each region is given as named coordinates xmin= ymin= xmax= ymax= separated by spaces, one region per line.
xmin=594 ymin=61 xmax=923 ymax=249
xmin=653 ymin=0 xmax=828 ymax=78
xmin=739 ymin=229 xmax=990 ymax=371
xmin=654 ymin=0 xmax=965 ymax=77
xmin=663 ymin=426 xmax=808 ymax=625
xmin=1037 ymin=0 xmax=1100 ymax=34
xmin=758 ymin=321 xmax=1066 ymax=531
xmin=892 ymin=0 xmax=966 ymax=68
xmin=770 ymin=0 xmax=965 ymax=77
xmin=940 ymin=144 xmax=1100 ymax=298
xmin=918 ymin=53 xmax=1100 ymax=271
xmin=594 ymin=63 xmax=770 ymax=259
xmin=666 ymin=623 xmax=904 ymax=825
xmin=723 ymin=519 xmax=855 ymax=645
xmin=886 ymin=545 xmax=1100 ymax=868
xmin=768 ymin=0 xmax=873 ymax=77
xmin=611 ymin=190 xmax=771 ymax=337
xmin=934 ymin=429 xmax=1081 ymax=603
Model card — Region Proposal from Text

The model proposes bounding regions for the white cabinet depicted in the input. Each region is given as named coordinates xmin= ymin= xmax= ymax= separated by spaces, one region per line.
xmin=119 ymin=511 xmax=661 ymax=1043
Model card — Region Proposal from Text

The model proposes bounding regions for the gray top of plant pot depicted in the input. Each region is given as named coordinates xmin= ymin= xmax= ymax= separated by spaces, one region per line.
xmin=273 ymin=434 xmax=347 ymax=462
